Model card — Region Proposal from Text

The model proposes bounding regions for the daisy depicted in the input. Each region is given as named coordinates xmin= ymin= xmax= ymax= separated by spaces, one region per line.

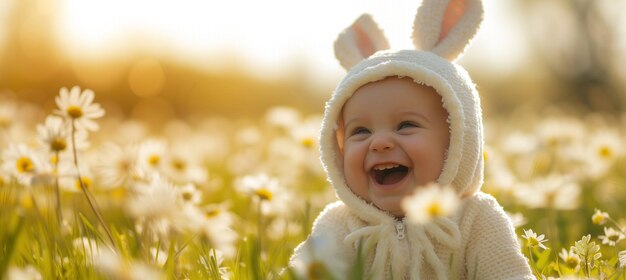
xmin=402 ymin=183 xmax=459 ymax=225
xmin=1 ymin=144 xmax=51 ymax=186
xmin=572 ymin=234 xmax=601 ymax=265
xmin=591 ymin=209 xmax=610 ymax=225
xmin=36 ymin=115 xmax=89 ymax=153
xmin=93 ymin=142 xmax=140 ymax=189
xmin=514 ymin=174 xmax=580 ymax=210
xmin=598 ymin=227 xmax=625 ymax=247
xmin=521 ymin=229 xmax=549 ymax=250
xmin=580 ymin=128 xmax=624 ymax=178
xmin=136 ymin=138 xmax=168 ymax=173
xmin=54 ymin=86 xmax=105 ymax=132
xmin=200 ymin=205 xmax=238 ymax=258
xmin=506 ymin=212 xmax=527 ymax=228
xmin=558 ymin=248 xmax=580 ymax=270
xmin=291 ymin=235 xmax=348 ymax=280
xmin=265 ymin=106 xmax=301 ymax=129
xmin=234 ymin=173 xmax=292 ymax=216
xmin=176 ymin=183 xmax=203 ymax=205
xmin=619 ymin=250 xmax=626 ymax=268
xmin=5 ymin=265 xmax=42 ymax=280
xmin=96 ymin=249 xmax=163 ymax=280
xmin=126 ymin=175 xmax=178 ymax=220
xmin=160 ymin=145 xmax=207 ymax=185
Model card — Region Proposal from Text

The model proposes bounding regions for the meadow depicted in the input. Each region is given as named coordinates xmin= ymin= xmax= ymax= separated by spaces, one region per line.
xmin=0 ymin=86 xmax=625 ymax=280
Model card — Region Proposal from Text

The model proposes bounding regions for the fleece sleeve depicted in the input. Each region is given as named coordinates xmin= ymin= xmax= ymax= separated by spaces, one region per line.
xmin=464 ymin=193 xmax=535 ymax=280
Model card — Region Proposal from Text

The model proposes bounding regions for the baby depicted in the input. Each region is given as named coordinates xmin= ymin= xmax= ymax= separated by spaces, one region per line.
xmin=289 ymin=0 xmax=534 ymax=279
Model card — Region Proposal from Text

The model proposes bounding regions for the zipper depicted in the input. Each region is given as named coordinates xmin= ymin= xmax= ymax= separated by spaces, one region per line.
xmin=395 ymin=220 xmax=405 ymax=240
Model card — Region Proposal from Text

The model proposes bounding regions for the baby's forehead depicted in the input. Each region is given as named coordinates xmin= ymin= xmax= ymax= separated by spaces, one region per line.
xmin=341 ymin=77 xmax=444 ymax=116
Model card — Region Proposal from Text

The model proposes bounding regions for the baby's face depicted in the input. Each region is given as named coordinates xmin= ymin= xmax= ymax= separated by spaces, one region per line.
xmin=341 ymin=76 xmax=450 ymax=217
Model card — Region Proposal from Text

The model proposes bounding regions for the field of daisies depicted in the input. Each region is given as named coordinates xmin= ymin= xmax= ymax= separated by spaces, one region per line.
xmin=1 ymin=86 xmax=625 ymax=280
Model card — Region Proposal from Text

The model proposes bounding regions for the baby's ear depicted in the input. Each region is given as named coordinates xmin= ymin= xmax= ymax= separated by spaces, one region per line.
xmin=412 ymin=0 xmax=484 ymax=61
xmin=334 ymin=14 xmax=390 ymax=70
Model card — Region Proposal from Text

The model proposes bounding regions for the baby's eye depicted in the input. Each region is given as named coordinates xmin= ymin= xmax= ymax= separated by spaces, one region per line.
xmin=350 ymin=127 xmax=370 ymax=136
xmin=398 ymin=121 xmax=419 ymax=130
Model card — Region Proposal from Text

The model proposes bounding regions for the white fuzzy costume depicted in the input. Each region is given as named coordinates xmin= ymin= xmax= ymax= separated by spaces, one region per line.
xmin=290 ymin=0 xmax=534 ymax=279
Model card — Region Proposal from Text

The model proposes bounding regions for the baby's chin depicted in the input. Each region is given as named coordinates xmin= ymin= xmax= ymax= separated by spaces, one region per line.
xmin=371 ymin=197 xmax=407 ymax=218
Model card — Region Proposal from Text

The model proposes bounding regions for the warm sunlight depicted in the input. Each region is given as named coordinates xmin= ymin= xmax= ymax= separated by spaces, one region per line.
xmin=55 ymin=0 xmax=528 ymax=79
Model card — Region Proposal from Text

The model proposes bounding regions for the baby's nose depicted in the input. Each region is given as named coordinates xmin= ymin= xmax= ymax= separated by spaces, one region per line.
xmin=370 ymin=134 xmax=395 ymax=152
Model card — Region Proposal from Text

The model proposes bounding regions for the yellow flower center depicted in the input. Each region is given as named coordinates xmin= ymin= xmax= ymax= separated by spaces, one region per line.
xmin=598 ymin=146 xmax=612 ymax=159
xmin=301 ymin=138 xmax=315 ymax=149
xmin=307 ymin=261 xmax=326 ymax=280
xmin=608 ymin=235 xmax=620 ymax=242
xmin=527 ymin=236 xmax=539 ymax=247
xmin=565 ymin=255 xmax=579 ymax=269
xmin=75 ymin=177 xmax=93 ymax=190
xmin=255 ymin=188 xmax=273 ymax=201
xmin=182 ymin=192 xmax=193 ymax=201
xmin=16 ymin=157 xmax=35 ymax=173
xmin=148 ymin=154 xmax=160 ymax=166
xmin=205 ymin=209 xmax=221 ymax=218
xmin=50 ymin=138 xmax=67 ymax=152
xmin=427 ymin=202 xmax=443 ymax=217
xmin=66 ymin=106 xmax=83 ymax=118
xmin=172 ymin=159 xmax=186 ymax=171
xmin=592 ymin=213 xmax=606 ymax=225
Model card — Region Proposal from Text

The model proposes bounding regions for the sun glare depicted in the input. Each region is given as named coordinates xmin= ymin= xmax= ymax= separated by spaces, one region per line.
xmin=54 ymin=0 xmax=524 ymax=80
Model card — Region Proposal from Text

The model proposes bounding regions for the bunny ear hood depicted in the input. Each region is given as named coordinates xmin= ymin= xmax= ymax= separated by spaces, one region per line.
xmin=322 ymin=0 xmax=484 ymax=221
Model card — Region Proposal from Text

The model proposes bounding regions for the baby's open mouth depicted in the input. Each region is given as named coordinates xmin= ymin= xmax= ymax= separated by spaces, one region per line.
xmin=370 ymin=164 xmax=409 ymax=185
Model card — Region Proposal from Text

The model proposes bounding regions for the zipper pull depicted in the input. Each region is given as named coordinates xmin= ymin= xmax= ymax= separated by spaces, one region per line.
xmin=395 ymin=221 xmax=405 ymax=240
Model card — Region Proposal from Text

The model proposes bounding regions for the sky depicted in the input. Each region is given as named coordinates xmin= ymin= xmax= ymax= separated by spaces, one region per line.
xmin=4 ymin=0 xmax=538 ymax=83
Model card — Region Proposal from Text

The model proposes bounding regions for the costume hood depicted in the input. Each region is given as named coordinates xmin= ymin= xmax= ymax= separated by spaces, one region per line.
xmin=320 ymin=0 xmax=485 ymax=222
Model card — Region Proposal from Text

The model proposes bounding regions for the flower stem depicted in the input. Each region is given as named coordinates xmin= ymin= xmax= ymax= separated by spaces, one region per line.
xmin=53 ymin=151 xmax=63 ymax=226
xmin=70 ymin=120 xmax=117 ymax=251
xmin=257 ymin=200 xmax=263 ymax=254
xmin=528 ymin=246 xmax=539 ymax=277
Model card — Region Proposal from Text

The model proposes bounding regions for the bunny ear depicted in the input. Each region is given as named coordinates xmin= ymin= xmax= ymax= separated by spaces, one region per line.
xmin=334 ymin=14 xmax=390 ymax=70
xmin=412 ymin=0 xmax=484 ymax=61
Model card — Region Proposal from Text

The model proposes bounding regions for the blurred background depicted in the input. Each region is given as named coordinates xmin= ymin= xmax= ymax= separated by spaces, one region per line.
xmin=2 ymin=0 xmax=625 ymax=126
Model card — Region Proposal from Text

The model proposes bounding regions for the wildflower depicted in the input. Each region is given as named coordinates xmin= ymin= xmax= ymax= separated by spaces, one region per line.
xmin=37 ymin=116 xmax=89 ymax=153
xmin=137 ymin=138 xmax=167 ymax=173
xmin=265 ymin=106 xmax=301 ymax=129
xmin=126 ymin=175 xmax=178 ymax=219
xmin=514 ymin=174 xmax=580 ymax=210
xmin=235 ymin=173 xmax=279 ymax=201
xmin=1 ymin=144 xmax=51 ymax=186
xmin=591 ymin=209 xmax=609 ymax=225
xmin=535 ymin=117 xmax=584 ymax=149
xmin=5 ymin=265 xmax=42 ymax=280
xmin=54 ymin=86 xmax=105 ymax=131
xmin=618 ymin=250 xmax=626 ymax=268
xmin=506 ymin=212 xmax=527 ymax=228
xmin=234 ymin=173 xmax=292 ymax=216
xmin=161 ymin=146 xmax=207 ymax=184
xmin=96 ymin=249 xmax=163 ymax=280
xmin=94 ymin=142 xmax=140 ymax=188
xmin=572 ymin=235 xmax=601 ymax=269
xmin=580 ymin=128 xmax=624 ymax=178
xmin=521 ymin=229 xmax=549 ymax=250
xmin=176 ymin=183 xmax=202 ymax=205
xmin=402 ymin=183 xmax=459 ymax=225
xmin=291 ymin=235 xmax=348 ymax=280
xmin=559 ymin=248 xmax=580 ymax=270
xmin=598 ymin=227 xmax=624 ymax=247
xmin=201 ymin=205 xmax=238 ymax=258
